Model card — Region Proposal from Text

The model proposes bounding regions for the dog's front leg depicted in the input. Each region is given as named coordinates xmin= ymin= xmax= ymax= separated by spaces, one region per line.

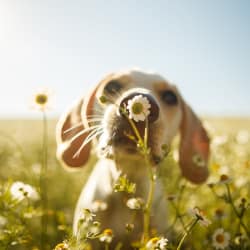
xmin=73 ymin=159 xmax=120 ymax=234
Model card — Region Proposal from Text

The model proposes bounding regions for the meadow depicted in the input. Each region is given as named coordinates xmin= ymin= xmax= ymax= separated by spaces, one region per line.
xmin=0 ymin=117 xmax=250 ymax=250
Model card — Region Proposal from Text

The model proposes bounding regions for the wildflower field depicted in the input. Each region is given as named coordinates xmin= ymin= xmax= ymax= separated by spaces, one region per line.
xmin=0 ymin=117 xmax=250 ymax=250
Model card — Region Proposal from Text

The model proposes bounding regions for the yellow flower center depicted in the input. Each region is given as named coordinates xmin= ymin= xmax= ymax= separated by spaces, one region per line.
xmin=151 ymin=237 xmax=159 ymax=244
xmin=55 ymin=243 xmax=68 ymax=250
xmin=104 ymin=229 xmax=113 ymax=236
xmin=216 ymin=233 xmax=225 ymax=243
xmin=35 ymin=94 xmax=48 ymax=105
xmin=99 ymin=95 xmax=107 ymax=104
xmin=132 ymin=102 xmax=143 ymax=114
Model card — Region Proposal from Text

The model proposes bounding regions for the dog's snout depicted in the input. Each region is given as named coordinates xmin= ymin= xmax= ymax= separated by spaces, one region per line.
xmin=119 ymin=92 xmax=159 ymax=123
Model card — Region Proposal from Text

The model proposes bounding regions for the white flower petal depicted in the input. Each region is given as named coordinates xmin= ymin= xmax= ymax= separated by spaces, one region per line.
xmin=126 ymin=95 xmax=151 ymax=122
xmin=10 ymin=181 xmax=39 ymax=202
xmin=212 ymin=228 xmax=230 ymax=249
xmin=126 ymin=197 xmax=144 ymax=210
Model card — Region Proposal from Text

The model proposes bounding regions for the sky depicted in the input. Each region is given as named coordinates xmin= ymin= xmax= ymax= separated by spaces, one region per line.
xmin=0 ymin=0 xmax=250 ymax=118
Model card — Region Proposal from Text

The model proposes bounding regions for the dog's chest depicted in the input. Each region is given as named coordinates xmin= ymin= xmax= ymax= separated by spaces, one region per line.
xmin=74 ymin=158 xmax=168 ymax=242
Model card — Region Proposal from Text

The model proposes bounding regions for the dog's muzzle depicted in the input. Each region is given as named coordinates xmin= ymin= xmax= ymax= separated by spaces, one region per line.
xmin=119 ymin=92 xmax=159 ymax=123
xmin=98 ymin=91 xmax=161 ymax=159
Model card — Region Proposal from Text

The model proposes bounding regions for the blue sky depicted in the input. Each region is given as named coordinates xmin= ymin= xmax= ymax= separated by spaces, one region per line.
xmin=0 ymin=0 xmax=250 ymax=118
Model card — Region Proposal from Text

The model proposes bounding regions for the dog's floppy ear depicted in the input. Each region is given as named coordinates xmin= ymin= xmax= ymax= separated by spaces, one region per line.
xmin=56 ymin=73 xmax=115 ymax=169
xmin=179 ymin=98 xmax=210 ymax=183
xmin=56 ymin=98 xmax=91 ymax=168
xmin=56 ymin=87 xmax=98 ymax=169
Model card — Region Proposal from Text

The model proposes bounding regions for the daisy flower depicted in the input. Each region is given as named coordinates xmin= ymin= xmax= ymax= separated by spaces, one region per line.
xmin=212 ymin=135 xmax=228 ymax=147
xmin=54 ymin=242 xmax=69 ymax=250
xmin=189 ymin=207 xmax=211 ymax=227
xmin=218 ymin=174 xmax=232 ymax=184
xmin=91 ymin=200 xmax=108 ymax=212
xmin=212 ymin=228 xmax=230 ymax=249
xmin=157 ymin=237 xmax=169 ymax=249
xmin=31 ymin=88 xmax=53 ymax=111
xmin=127 ymin=95 xmax=151 ymax=122
xmin=10 ymin=181 xmax=39 ymax=202
xmin=126 ymin=197 xmax=144 ymax=210
xmin=99 ymin=228 xmax=113 ymax=243
xmin=87 ymin=221 xmax=101 ymax=237
xmin=146 ymin=237 xmax=168 ymax=250
xmin=79 ymin=209 xmax=96 ymax=223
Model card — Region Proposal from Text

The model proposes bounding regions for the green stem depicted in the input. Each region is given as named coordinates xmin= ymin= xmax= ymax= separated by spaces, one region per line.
xmin=121 ymin=108 xmax=155 ymax=243
xmin=120 ymin=107 xmax=145 ymax=151
xmin=142 ymin=117 xmax=155 ymax=242
xmin=105 ymin=243 xmax=109 ymax=250
xmin=171 ymin=201 xmax=187 ymax=232
xmin=176 ymin=219 xmax=198 ymax=250
xmin=143 ymin=160 xmax=155 ymax=242
xmin=225 ymin=184 xmax=250 ymax=238
xmin=40 ymin=111 xmax=48 ymax=249
xmin=126 ymin=116 xmax=144 ymax=147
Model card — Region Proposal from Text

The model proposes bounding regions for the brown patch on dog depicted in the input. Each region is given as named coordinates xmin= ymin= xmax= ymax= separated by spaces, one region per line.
xmin=179 ymin=98 xmax=210 ymax=183
xmin=56 ymin=98 xmax=92 ymax=168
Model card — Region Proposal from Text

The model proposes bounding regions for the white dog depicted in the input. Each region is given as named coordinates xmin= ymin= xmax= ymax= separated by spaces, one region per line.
xmin=56 ymin=69 xmax=210 ymax=246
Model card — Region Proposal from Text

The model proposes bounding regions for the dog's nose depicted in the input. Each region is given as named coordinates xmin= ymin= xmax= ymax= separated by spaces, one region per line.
xmin=119 ymin=92 xmax=159 ymax=123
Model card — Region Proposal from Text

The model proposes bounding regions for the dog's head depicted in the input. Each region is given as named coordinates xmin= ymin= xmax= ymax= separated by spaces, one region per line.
xmin=56 ymin=70 xmax=210 ymax=183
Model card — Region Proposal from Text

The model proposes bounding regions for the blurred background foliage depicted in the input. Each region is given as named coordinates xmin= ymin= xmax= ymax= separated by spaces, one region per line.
xmin=0 ymin=118 xmax=250 ymax=249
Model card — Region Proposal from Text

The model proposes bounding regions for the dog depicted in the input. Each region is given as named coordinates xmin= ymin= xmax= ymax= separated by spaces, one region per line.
xmin=56 ymin=69 xmax=210 ymax=247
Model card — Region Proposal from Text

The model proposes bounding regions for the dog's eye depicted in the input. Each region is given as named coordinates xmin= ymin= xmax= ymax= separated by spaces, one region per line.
xmin=104 ymin=80 xmax=123 ymax=94
xmin=161 ymin=90 xmax=178 ymax=105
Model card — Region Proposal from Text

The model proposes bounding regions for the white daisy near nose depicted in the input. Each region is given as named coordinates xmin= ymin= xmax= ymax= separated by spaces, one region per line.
xmin=127 ymin=95 xmax=151 ymax=122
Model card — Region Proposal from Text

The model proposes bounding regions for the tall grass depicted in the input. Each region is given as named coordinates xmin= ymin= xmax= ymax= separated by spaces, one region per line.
xmin=0 ymin=118 xmax=250 ymax=249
